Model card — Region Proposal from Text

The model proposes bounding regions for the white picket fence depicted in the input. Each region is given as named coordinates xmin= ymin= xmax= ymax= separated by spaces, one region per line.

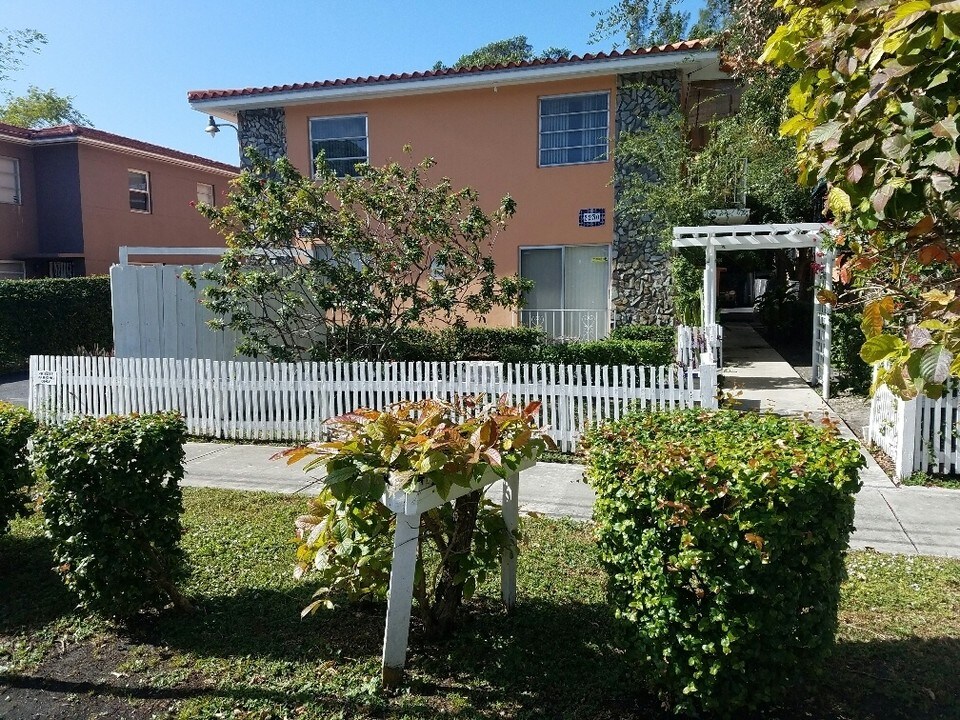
xmin=676 ymin=324 xmax=723 ymax=368
xmin=30 ymin=355 xmax=718 ymax=452
xmin=868 ymin=382 xmax=960 ymax=479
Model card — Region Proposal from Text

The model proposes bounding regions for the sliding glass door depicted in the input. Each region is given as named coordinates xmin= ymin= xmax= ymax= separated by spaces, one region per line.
xmin=519 ymin=245 xmax=610 ymax=340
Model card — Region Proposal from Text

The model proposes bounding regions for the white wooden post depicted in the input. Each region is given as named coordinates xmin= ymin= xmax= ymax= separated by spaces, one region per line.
xmin=702 ymin=245 xmax=717 ymax=327
xmin=821 ymin=250 xmax=835 ymax=399
xmin=699 ymin=353 xmax=718 ymax=409
xmin=894 ymin=396 xmax=920 ymax=480
xmin=500 ymin=470 xmax=520 ymax=610
xmin=381 ymin=512 xmax=421 ymax=687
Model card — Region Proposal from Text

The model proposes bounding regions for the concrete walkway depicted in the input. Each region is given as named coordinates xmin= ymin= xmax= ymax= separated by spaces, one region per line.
xmin=183 ymin=440 xmax=960 ymax=559
xmin=719 ymin=321 xmax=960 ymax=557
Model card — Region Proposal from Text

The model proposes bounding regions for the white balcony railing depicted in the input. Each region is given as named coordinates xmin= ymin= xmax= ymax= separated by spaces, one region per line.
xmin=519 ymin=308 xmax=610 ymax=341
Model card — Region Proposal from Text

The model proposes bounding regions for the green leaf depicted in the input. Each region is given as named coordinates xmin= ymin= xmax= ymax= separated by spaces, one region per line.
xmin=919 ymin=344 xmax=953 ymax=383
xmin=860 ymin=334 xmax=908 ymax=364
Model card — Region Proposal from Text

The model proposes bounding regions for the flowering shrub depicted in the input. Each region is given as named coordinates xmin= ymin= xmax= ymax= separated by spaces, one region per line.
xmin=283 ymin=395 xmax=554 ymax=637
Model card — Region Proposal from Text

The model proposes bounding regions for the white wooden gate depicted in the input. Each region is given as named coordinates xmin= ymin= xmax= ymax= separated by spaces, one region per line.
xmin=110 ymin=263 xmax=243 ymax=361
xmin=811 ymin=249 xmax=835 ymax=399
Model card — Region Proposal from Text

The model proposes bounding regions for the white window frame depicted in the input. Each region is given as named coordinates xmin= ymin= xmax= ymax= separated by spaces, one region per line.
xmin=538 ymin=91 xmax=611 ymax=169
xmin=308 ymin=114 xmax=369 ymax=177
xmin=197 ymin=182 xmax=215 ymax=206
xmin=0 ymin=156 xmax=21 ymax=205
xmin=128 ymin=169 xmax=151 ymax=214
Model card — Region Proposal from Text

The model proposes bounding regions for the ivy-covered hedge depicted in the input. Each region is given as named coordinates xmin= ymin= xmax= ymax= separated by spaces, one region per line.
xmin=33 ymin=412 xmax=191 ymax=618
xmin=0 ymin=402 xmax=37 ymax=534
xmin=585 ymin=410 xmax=864 ymax=717
xmin=0 ymin=277 xmax=113 ymax=373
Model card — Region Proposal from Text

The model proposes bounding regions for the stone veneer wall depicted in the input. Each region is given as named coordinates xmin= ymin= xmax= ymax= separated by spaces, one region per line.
xmin=236 ymin=108 xmax=287 ymax=168
xmin=611 ymin=70 xmax=681 ymax=326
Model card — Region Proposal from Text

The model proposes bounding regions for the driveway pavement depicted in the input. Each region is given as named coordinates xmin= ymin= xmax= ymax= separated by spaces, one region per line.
xmin=0 ymin=371 xmax=29 ymax=407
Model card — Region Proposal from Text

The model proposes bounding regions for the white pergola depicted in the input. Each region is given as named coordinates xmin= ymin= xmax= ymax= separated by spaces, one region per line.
xmin=672 ymin=223 xmax=835 ymax=397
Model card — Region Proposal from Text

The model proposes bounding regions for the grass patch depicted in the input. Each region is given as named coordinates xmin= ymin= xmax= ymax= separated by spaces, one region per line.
xmin=0 ymin=487 xmax=957 ymax=719
xmin=901 ymin=472 xmax=960 ymax=490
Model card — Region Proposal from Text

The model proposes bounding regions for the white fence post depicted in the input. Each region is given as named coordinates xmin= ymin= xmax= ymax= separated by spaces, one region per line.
xmin=894 ymin=396 xmax=919 ymax=480
xmin=699 ymin=354 xmax=718 ymax=409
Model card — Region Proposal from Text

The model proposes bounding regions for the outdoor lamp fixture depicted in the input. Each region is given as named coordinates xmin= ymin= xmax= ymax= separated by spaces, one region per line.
xmin=204 ymin=115 xmax=238 ymax=137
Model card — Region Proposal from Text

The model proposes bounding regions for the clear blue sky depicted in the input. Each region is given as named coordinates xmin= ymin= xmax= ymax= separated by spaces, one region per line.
xmin=2 ymin=0 xmax=705 ymax=166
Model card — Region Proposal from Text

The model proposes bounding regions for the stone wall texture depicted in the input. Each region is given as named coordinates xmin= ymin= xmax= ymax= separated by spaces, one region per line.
xmin=611 ymin=70 xmax=681 ymax=326
xmin=237 ymin=108 xmax=287 ymax=168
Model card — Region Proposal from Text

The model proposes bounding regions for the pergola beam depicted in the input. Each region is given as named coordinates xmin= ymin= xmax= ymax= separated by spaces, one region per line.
xmin=671 ymin=223 xmax=828 ymax=249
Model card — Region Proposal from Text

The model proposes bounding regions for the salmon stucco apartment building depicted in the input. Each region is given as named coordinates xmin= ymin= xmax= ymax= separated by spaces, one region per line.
xmin=188 ymin=41 xmax=735 ymax=338
xmin=0 ymin=123 xmax=238 ymax=279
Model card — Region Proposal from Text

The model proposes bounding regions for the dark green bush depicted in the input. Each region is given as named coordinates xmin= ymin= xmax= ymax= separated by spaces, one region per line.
xmin=609 ymin=324 xmax=675 ymax=346
xmin=0 ymin=402 xmax=37 ymax=534
xmin=585 ymin=409 xmax=864 ymax=717
xmin=832 ymin=308 xmax=872 ymax=394
xmin=443 ymin=326 xmax=546 ymax=360
xmin=33 ymin=412 xmax=191 ymax=618
xmin=0 ymin=277 xmax=113 ymax=372
xmin=329 ymin=325 xmax=675 ymax=366
xmin=531 ymin=338 xmax=674 ymax=366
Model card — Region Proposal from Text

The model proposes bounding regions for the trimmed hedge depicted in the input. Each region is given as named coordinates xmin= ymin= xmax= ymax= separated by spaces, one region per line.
xmin=354 ymin=326 xmax=674 ymax=366
xmin=585 ymin=409 xmax=864 ymax=717
xmin=609 ymin=323 xmax=675 ymax=346
xmin=508 ymin=338 xmax=674 ymax=366
xmin=33 ymin=412 xmax=191 ymax=618
xmin=0 ymin=402 xmax=37 ymax=534
xmin=0 ymin=276 xmax=113 ymax=373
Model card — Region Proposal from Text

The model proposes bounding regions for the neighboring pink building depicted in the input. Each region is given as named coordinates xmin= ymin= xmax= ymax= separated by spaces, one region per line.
xmin=0 ymin=123 xmax=237 ymax=278
xmin=189 ymin=42 xmax=735 ymax=336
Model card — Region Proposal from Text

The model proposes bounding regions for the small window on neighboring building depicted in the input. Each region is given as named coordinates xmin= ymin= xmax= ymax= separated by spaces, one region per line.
xmin=310 ymin=115 xmax=368 ymax=177
xmin=129 ymin=169 xmax=150 ymax=212
xmin=197 ymin=182 xmax=215 ymax=206
xmin=539 ymin=92 xmax=609 ymax=167
xmin=0 ymin=156 xmax=21 ymax=204
xmin=49 ymin=260 xmax=77 ymax=278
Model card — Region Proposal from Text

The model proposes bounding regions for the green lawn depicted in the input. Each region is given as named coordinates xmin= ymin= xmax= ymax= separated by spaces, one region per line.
xmin=1 ymin=487 xmax=959 ymax=719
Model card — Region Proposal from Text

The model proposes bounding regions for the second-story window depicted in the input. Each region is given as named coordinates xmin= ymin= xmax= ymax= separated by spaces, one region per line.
xmin=0 ymin=156 xmax=21 ymax=204
xmin=539 ymin=92 xmax=609 ymax=167
xmin=129 ymin=169 xmax=150 ymax=213
xmin=197 ymin=182 xmax=215 ymax=206
xmin=310 ymin=115 xmax=368 ymax=177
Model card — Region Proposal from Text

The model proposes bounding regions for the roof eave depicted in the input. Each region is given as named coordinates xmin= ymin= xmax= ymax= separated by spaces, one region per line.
xmin=190 ymin=49 xmax=721 ymax=116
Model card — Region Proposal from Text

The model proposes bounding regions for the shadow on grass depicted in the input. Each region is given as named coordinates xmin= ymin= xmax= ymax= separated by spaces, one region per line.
xmin=4 ymin=571 xmax=959 ymax=720
xmin=0 ymin=534 xmax=74 ymax=631
xmin=410 ymin=597 xmax=648 ymax=719
xmin=799 ymin=636 xmax=960 ymax=720
xmin=139 ymin=585 xmax=383 ymax=662
xmin=148 ymin=586 xmax=650 ymax=719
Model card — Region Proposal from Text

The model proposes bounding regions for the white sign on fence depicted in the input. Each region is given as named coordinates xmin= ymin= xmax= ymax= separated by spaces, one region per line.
xmin=34 ymin=370 xmax=58 ymax=386
xmin=30 ymin=355 xmax=718 ymax=452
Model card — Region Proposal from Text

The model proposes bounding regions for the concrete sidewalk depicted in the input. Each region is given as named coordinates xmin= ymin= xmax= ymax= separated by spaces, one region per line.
xmin=183 ymin=442 xmax=960 ymax=559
